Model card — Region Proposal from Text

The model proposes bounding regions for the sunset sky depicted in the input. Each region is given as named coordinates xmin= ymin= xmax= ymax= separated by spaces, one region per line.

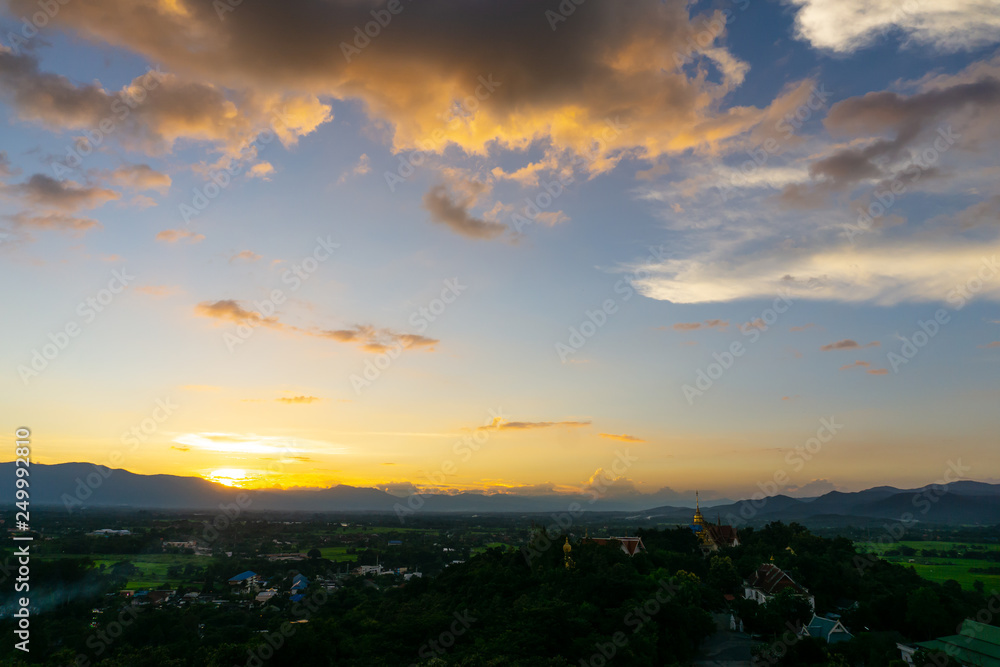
xmin=2 ymin=0 xmax=999 ymax=502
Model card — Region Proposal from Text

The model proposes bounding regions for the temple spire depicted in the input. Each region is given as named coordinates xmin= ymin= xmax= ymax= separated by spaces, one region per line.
xmin=693 ymin=490 xmax=705 ymax=527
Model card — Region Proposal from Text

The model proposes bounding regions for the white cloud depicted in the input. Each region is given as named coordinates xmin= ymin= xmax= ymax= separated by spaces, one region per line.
xmin=788 ymin=0 xmax=1000 ymax=53
xmin=635 ymin=237 xmax=1000 ymax=305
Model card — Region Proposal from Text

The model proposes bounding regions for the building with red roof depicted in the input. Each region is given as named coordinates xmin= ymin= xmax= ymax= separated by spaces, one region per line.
xmin=743 ymin=562 xmax=815 ymax=610
xmin=582 ymin=536 xmax=646 ymax=556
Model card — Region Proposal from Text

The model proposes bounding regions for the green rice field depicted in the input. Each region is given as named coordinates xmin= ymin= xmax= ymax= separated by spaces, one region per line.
xmin=855 ymin=540 xmax=1000 ymax=591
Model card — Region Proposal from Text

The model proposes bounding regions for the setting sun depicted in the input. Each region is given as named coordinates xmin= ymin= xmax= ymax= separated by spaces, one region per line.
xmin=206 ymin=468 xmax=250 ymax=488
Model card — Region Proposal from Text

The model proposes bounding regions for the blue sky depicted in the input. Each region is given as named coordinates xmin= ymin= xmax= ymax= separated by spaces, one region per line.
xmin=1 ymin=0 xmax=998 ymax=500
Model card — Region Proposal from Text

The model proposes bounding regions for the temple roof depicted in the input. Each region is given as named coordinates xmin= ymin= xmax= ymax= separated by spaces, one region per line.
xmin=703 ymin=524 xmax=739 ymax=544
xmin=746 ymin=563 xmax=809 ymax=597
xmin=584 ymin=536 xmax=646 ymax=556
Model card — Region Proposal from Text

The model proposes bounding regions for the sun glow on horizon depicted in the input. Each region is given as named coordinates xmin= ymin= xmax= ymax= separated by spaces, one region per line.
xmin=206 ymin=468 xmax=251 ymax=487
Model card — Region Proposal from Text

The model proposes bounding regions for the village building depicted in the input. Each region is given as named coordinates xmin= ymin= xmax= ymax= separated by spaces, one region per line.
xmin=582 ymin=536 xmax=647 ymax=557
xmin=799 ymin=614 xmax=853 ymax=643
xmin=898 ymin=619 xmax=1000 ymax=666
xmin=743 ymin=562 xmax=816 ymax=611
xmin=162 ymin=540 xmax=197 ymax=550
xmin=227 ymin=570 xmax=265 ymax=592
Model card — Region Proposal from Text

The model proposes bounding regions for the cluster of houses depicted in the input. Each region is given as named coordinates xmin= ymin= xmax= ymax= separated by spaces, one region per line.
xmin=352 ymin=564 xmax=423 ymax=581
xmin=226 ymin=569 xmax=342 ymax=605
xmin=243 ymin=572 xmax=318 ymax=604
xmin=161 ymin=539 xmax=214 ymax=556
xmin=579 ymin=523 xmax=854 ymax=647
xmin=117 ymin=569 xmax=343 ymax=610
xmin=734 ymin=561 xmax=853 ymax=644
xmin=119 ymin=588 xmax=217 ymax=607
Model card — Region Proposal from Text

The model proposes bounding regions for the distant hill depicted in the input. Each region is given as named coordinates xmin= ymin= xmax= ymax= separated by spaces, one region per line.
xmin=3 ymin=462 xmax=999 ymax=524
xmin=0 ymin=462 xmax=657 ymax=513
xmin=642 ymin=482 xmax=1000 ymax=526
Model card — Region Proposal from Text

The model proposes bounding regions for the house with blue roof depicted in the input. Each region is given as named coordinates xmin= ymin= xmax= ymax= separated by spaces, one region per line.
xmin=290 ymin=574 xmax=309 ymax=592
xmin=228 ymin=571 xmax=264 ymax=592
xmin=799 ymin=614 xmax=852 ymax=644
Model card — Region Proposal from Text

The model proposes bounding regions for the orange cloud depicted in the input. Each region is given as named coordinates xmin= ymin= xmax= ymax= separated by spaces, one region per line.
xmin=423 ymin=178 xmax=505 ymax=241
xmin=156 ymin=229 xmax=204 ymax=244
xmin=195 ymin=301 xmax=439 ymax=352
xmin=102 ymin=164 xmax=171 ymax=193
xmin=478 ymin=419 xmax=591 ymax=432
xmin=196 ymin=300 xmax=284 ymax=329
xmin=247 ymin=162 xmax=275 ymax=180
xmin=790 ymin=323 xmax=816 ymax=332
xmin=1 ymin=174 xmax=119 ymax=212
xmin=317 ymin=326 xmax=438 ymax=353
xmin=599 ymin=433 xmax=646 ymax=443
xmin=670 ymin=319 xmax=729 ymax=331
xmin=3 ymin=0 xmax=812 ymax=179
xmin=338 ymin=154 xmax=370 ymax=184
xmin=275 ymin=396 xmax=323 ymax=404
xmin=867 ymin=368 xmax=889 ymax=375
xmin=5 ymin=211 xmax=100 ymax=234
xmin=820 ymin=339 xmax=879 ymax=351
xmin=839 ymin=360 xmax=871 ymax=370
xmin=0 ymin=48 xmax=330 ymax=156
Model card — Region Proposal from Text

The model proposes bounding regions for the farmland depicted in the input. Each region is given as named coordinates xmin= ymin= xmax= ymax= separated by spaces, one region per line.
xmin=854 ymin=539 xmax=1000 ymax=591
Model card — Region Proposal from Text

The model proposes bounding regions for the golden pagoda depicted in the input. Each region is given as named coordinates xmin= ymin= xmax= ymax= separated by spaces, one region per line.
xmin=690 ymin=491 xmax=741 ymax=555
xmin=693 ymin=491 xmax=706 ymax=527
xmin=563 ymin=537 xmax=575 ymax=569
